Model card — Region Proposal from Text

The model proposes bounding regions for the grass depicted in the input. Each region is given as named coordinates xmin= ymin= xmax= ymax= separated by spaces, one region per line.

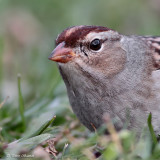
xmin=0 ymin=76 xmax=160 ymax=159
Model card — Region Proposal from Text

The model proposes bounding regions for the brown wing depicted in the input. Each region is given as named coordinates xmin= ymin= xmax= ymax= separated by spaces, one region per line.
xmin=141 ymin=36 xmax=160 ymax=69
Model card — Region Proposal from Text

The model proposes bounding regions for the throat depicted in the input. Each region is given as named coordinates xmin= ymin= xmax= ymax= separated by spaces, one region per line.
xmin=58 ymin=64 xmax=118 ymax=130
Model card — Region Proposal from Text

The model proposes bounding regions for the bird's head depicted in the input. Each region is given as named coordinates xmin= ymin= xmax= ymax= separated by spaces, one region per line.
xmin=49 ymin=25 xmax=126 ymax=78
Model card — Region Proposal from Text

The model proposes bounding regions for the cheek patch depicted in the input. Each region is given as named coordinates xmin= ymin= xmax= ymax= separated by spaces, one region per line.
xmin=90 ymin=46 xmax=126 ymax=77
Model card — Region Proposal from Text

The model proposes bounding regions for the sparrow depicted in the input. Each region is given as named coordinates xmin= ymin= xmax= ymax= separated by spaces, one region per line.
xmin=48 ymin=25 xmax=160 ymax=135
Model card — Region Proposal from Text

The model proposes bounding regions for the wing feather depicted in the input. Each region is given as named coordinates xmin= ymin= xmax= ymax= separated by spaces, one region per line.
xmin=140 ymin=36 xmax=160 ymax=69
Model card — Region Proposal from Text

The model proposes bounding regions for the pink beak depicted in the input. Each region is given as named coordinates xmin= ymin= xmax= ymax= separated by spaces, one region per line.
xmin=48 ymin=42 xmax=76 ymax=63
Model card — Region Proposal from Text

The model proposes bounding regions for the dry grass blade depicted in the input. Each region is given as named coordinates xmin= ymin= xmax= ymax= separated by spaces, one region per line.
xmin=0 ymin=96 xmax=9 ymax=109
xmin=103 ymin=113 xmax=123 ymax=153
xmin=83 ymin=148 xmax=96 ymax=160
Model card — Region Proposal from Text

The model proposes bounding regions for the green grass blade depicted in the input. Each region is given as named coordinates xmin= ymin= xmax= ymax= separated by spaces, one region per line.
xmin=147 ymin=113 xmax=157 ymax=146
xmin=22 ymin=115 xmax=56 ymax=141
xmin=17 ymin=74 xmax=26 ymax=130
xmin=32 ymin=115 xmax=56 ymax=136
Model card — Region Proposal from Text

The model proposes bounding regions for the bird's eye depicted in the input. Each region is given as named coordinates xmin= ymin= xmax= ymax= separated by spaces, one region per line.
xmin=90 ymin=39 xmax=101 ymax=51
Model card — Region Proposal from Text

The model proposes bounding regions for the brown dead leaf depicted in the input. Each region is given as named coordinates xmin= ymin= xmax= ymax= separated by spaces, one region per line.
xmin=45 ymin=138 xmax=58 ymax=158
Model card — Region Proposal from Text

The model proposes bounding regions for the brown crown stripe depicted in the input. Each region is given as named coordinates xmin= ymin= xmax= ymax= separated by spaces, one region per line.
xmin=56 ymin=25 xmax=111 ymax=47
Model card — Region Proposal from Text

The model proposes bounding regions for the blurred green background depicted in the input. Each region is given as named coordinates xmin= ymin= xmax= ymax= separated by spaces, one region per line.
xmin=0 ymin=0 xmax=160 ymax=159
xmin=1 ymin=0 xmax=160 ymax=105
xmin=0 ymin=0 xmax=160 ymax=104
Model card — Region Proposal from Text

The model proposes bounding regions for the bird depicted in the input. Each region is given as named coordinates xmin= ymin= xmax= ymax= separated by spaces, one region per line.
xmin=48 ymin=25 xmax=160 ymax=135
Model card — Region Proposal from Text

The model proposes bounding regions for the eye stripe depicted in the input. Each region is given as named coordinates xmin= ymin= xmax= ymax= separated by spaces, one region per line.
xmin=80 ymin=42 xmax=88 ymax=56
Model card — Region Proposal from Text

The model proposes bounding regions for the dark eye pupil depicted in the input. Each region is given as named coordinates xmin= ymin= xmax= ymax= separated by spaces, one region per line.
xmin=90 ymin=39 xmax=101 ymax=51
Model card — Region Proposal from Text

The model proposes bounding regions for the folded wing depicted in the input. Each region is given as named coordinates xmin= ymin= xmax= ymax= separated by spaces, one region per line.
xmin=141 ymin=36 xmax=160 ymax=69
